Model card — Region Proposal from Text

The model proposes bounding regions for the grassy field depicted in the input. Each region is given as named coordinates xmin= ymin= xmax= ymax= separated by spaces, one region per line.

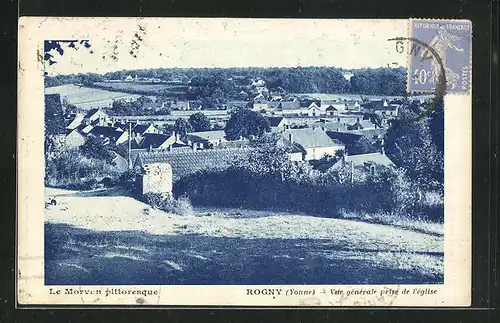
xmin=45 ymin=84 xmax=146 ymax=110
xmin=92 ymin=82 xmax=188 ymax=97
xmin=44 ymin=187 xmax=444 ymax=285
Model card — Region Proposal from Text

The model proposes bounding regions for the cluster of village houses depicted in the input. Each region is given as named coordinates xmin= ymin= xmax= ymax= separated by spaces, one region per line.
xmin=57 ymin=89 xmax=419 ymax=184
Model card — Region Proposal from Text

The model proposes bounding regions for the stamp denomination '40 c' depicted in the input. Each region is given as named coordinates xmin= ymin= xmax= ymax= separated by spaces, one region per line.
xmin=409 ymin=19 xmax=472 ymax=94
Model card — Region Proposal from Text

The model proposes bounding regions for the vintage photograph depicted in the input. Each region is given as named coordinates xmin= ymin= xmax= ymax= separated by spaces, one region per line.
xmin=18 ymin=18 xmax=472 ymax=306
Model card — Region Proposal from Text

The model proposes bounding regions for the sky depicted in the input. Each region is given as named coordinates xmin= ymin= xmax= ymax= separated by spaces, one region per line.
xmin=40 ymin=18 xmax=409 ymax=76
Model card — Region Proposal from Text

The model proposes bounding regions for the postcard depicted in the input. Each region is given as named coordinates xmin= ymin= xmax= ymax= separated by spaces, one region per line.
xmin=17 ymin=17 xmax=472 ymax=306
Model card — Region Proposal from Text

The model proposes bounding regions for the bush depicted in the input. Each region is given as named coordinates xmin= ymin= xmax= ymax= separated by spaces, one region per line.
xmin=142 ymin=193 xmax=194 ymax=216
xmin=143 ymin=192 xmax=173 ymax=209
xmin=117 ymin=168 xmax=140 ymax=191
xmin=79 ymin=136 xmax=115 ymax=163
xmin=173 ymin=195 xmax=195 ymax=217
xmin=45 ymin=148 xmax=120 ymax=190
xmin=174 ymin=151 xmax=444 ymax=222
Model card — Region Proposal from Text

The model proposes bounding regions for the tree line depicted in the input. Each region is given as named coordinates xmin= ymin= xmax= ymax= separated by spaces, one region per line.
xmin=45 ymin=67 xmax=407 ymax=97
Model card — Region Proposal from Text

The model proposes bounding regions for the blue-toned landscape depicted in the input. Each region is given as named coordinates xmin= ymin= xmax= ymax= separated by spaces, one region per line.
xmin=43 ymin=40 xmax=444 ymax=285
xmin=45 ymin=188 xmax=443 ymax=285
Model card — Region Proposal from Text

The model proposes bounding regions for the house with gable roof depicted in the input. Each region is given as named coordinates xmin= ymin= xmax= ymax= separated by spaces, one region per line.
xmin=252 ymin=93 xmax=269 ymax=111
xmin=307 ymin=102 xmax=324 ymax=117
xmin=331 ymin=151 xmax=395 ymax=177
xmin=267 ymin=116 xmax=289 ymax=133
xmin=275 ymin=100 xmax=302 ymax=116
xmin=347 ymin=118 xmax=377 ymax=131
xmin=88 ymin=125 xmax=129 ymax=145
xmin=132 ymin=133 xmax=187 ymax=151
xmin=325 ymin=131 xmax=378 ymax=155
xmin=325 ymin=105 xmax=339 ymax=117
xmin=267 ymin=101 xmax=281 ymax=111
xmin=131 ymin=123 xmax=160 ymax=138
xmin=272 ymin=134 xmax=303 ymax=162
xmin=187 ymin=130 xmax=227 ymax=149
xmin=346 ymin=100 xmax=362 ymax=111
xmin=316 ymin=120 xmax=348 ymax=132
xmin=65 ymin=113 xmax=84 ymax=132
xmin=282 ymin=128 xmax=345 ymax=161
xmin=82 ymin=108 xmax=111 ymax=126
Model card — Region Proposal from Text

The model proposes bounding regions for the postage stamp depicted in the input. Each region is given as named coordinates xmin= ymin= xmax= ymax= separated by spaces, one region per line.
xmin=17 ymin=17 xmax=472 ymax=307
xmin=408 ymin=19 xmax=472 ymax=94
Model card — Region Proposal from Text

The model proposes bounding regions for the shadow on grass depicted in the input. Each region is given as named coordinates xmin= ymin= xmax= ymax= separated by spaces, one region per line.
xmin=45 ymin=222 xmax=443 ymax=286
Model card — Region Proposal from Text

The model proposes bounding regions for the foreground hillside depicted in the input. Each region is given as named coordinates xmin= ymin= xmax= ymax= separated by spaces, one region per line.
xmin=44 ymin=188 xmax=444 ymax=285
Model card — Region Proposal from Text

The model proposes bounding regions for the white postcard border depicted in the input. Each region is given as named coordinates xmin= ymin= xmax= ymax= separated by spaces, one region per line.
xmin=17 ymin=17 xmax=471 ymax=307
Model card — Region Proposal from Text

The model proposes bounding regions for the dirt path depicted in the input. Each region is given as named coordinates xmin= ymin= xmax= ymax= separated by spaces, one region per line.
xmin=44 ymin=187 xmax=444 ymax=285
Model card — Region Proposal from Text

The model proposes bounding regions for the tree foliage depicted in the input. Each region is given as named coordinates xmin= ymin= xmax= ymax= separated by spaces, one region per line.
xmin=109 ymin=96 xmax=171 ymax=116
xmin=79 ymin=136 xmax=115 ymax=164
xmin=173 ymin=118 xmax=193 ymax=137
xmin=349 ymin=67 xmax=406 ymax=96
xmin=175 ymin=140 xmax=442 ymax=221
xmin=188 ymin=112 xmax=211 ymax=132
xmin=44 ymin=94 xmax=66 ymax=136
xmin=46 ymin=66 xmax=407 ymax=97
xmin=187 ymin=74 xmax=236 ymax=104
xmin=384 ymin=100 xmax=444 ymax=189
xmin=224 ymin=109 xmax=270 ymax=140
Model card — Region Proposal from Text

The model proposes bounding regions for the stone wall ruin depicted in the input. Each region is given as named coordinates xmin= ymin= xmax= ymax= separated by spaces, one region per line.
xmin=137 ymin=162 xmax=173 ymax=197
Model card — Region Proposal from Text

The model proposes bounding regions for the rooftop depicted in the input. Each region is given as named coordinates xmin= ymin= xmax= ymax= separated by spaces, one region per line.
xmin=279 ymin=101 xmax=301 ymax=111
xmin=89 ymin=126 xmax=124 ymax=138
xmin=187 ymin=130 xmax=226 ymax=142
xmin=139 ymin=133 xmax=173 ymax=149
xmin=135 ymin=148 xmax=253 ymax=181
xmin=267 ymin=116 xmax=286 ymax=127
xmin=326 ymin=131 xmax=377 ymax=155
xmin=83 ymin=108 xmax=103 ymax=119
xmin=216 ymin=140 xmax=251 ymax=149
xmin=132 ymin=124 xmax=154 ymax=134
xmin=66 ymin=115 xmax=84 ymax=130
xmin=268 ymin=101 xmax=281 ymax=109
xmin=282 ymin=128 xmax=341 ymax=149
xmin=344 ymin=153 xmax=395 ymax=167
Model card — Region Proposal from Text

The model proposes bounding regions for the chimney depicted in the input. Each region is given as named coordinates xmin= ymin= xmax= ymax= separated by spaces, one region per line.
xmin=288 ymin=133 xmax=293 ymax=143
